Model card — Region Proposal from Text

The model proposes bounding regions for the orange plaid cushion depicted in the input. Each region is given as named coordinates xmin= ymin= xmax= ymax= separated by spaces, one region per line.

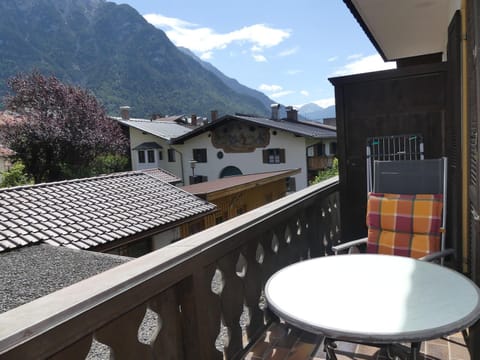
xmin=366 ymin=193 xmax=443 ymax=258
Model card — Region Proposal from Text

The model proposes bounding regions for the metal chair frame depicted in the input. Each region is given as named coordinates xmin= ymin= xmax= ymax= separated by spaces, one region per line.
xmin=366 ymin=134 xmax=424 ymax=194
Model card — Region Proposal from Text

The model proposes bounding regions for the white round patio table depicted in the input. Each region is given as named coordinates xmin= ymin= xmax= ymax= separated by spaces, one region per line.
xmin=265 ymin=254 xmax=480 ymax=357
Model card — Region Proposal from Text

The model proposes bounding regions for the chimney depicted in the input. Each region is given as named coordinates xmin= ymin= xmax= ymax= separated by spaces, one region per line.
xmin=191 ymin=114 xmax=197 ymax=126
xmin=271 ymin=103 xmax=280 ymax=121
xmin=120 ymin=106 xmax=131 ymax=120
xmin=211 ymin=110 xmax=218 ymax=122
xmin=286 ymin=106 xmax=298 ymax=122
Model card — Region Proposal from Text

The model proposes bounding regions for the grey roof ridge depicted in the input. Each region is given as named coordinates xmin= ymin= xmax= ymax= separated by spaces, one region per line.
xmin=171 ymin=113 xmax=335 ymax=144
xmin=111 ymin=115 xmax=185 ymax=122
xmin=134 ymin=168 xmax=213 ymax=207
xmin=140 ymin=168 xmax=179 ymax=180
xmin=0 ymin=170 xmax=163 ymax=194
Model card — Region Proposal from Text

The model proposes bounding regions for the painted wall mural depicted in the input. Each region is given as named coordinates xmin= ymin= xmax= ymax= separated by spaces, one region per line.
xmin=211 ymin=121 xmax=270 ymax=152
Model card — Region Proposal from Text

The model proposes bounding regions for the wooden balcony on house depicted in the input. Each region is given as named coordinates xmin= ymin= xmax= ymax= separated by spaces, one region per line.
xmin=0 ymin=176 xmax=475 ymax=359
xmin=307 ymin=156 xmax=334 ymax=172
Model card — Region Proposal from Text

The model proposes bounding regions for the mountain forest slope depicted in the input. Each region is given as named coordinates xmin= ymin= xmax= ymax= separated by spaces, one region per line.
xmin=0 ymin=0 xmax=272 ymax=118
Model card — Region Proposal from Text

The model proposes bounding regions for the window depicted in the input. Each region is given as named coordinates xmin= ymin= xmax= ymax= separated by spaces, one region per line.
xmin=307 ymin=146 xmax=315 ymax=157
xmin=138 ymin=150 xmax=146 ymax=163
xmin=147 ymin=150 xmax=155 ymax=163
xmin=168 ymin=148 xmax=176 ymax=162
xmin=193 ymin=148 xmax=207 ymax=163
xmin=317 ymin=143 xmax=326 ymax=156
xmin=215 ymin=214 xmax=224 ymax=224
xmin=286 ymin=177 xmax=296 ymax=193
xmin=262 ymin=149 xmax=285 ymax=164
xmin=108 ymin=238 xmax=152 ymax=258
xmin=158 ymin=151 xmax=163 ymax=161
xmin=236 ymin=205 xmax=247 ymax=215
xmin=188 ymin=220 xmax=204 ymax=235
xmin=329 ymin=142 xmax=337 ymax=155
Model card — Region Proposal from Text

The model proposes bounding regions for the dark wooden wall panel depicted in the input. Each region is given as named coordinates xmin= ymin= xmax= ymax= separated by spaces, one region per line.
xmin=466 ymin=1 xmax=480 ymax=357
xmin=467 ymin=0 xmax=480 ymax=284
xmin=446 ymin=11 xmax=463 ymax=270
xmin=331 ymin=64 xmax=448 ymax=242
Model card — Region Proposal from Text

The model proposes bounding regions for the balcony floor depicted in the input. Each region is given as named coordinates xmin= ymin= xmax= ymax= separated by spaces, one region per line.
xmin=243 ymin=322 xmax=470 ymax=360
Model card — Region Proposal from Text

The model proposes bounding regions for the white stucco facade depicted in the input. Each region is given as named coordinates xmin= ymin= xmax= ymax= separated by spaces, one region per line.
xmin=174 ymin=129 xmax=310 ymax=189
xmin=123 ymin=116 xmax=337 ymax=191
xmin=129 ymin=127 xmax=185 ymax=180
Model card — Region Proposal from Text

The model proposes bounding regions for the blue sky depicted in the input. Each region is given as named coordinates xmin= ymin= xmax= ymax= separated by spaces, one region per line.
xmin=111 ymin=0 xmax=395 ymax=109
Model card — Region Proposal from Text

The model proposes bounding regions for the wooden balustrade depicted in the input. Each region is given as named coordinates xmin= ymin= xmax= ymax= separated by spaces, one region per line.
xmin=0 ymin=177 xmax=340 ymax=360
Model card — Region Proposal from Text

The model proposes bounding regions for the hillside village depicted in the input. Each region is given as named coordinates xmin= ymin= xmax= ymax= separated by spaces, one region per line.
xmin=0 ymin=95 xmax=338 ymax=351
xmin=0 ymin=101 xmax=337 ymax=258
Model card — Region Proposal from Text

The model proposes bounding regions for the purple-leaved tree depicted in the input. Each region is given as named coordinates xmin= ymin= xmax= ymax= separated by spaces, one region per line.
xmin=0 ymin=71 xmax=128 ymax=183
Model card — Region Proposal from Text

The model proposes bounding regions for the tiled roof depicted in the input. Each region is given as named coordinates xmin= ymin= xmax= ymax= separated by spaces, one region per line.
xmin=141 ymin=168 xmax=182 ymax=184
xmin=0 ymin=112 xmax=20 ymax=157
xmin=0 ymin=146 xmax=15 ymax=157
xmin=115 ymin=117 xmax=192 ymax=140
xmin=0 ymin=171 xmax=216 ymax=252
xmin=171 ymin=114 xmax=336 ymax=143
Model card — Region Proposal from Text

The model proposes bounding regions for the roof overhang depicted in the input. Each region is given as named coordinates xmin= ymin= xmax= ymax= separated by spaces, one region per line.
xmin=344 ymin=0 xmax=460 ymax=61
xmin=133 ymin=142 xmax=163 ymax=150
xmin=181 ymin=169 xmax=301 ymax=200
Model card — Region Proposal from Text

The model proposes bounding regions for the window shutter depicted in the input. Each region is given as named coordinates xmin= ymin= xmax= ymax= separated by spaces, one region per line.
xmin=138 ymin=151 xmax=145 ymax=163
xmin=262 ymin=150 xmax=268 ymax=163
xmin=280 ymin=149 xmax=286 ymax=163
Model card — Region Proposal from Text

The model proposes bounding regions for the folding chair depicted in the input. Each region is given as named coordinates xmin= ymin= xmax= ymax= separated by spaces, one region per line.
xmin=333 ymin=157 xmax=454 ymax=263
xmin=329 ymin=157 xmax=455 ymax=359
xmin=366 ymin=134 xmax=424 ymax=194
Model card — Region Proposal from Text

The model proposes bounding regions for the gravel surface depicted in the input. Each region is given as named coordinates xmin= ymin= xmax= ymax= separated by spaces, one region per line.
xmin=0 ymin=244 xmax=130 ymax=313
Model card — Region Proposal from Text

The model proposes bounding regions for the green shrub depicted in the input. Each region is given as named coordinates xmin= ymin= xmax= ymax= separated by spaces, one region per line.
xmin=310 ymin=157 xmax=338 ymax=185
xmin=0 ymin=161 xmax=33 ymax=188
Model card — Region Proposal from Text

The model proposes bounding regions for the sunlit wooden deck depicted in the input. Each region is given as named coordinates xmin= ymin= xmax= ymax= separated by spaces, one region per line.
xmin=243 ymin=323 xmax=470 ymax=360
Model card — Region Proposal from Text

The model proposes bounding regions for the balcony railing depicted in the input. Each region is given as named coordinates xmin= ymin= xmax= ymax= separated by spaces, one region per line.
xmin=0 ymin=177 xmax=340 ymax=360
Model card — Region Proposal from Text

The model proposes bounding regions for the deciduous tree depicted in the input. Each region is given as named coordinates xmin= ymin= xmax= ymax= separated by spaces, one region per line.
xmin=0 ymin=71 xmax=128 ymax=182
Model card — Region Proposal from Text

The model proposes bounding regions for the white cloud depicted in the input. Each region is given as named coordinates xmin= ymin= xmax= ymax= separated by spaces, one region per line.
xmin=347 ymin=53 xmax=363 ymax=60
xmin=286 ymin=69 xmax=302 ymax=75
xmin=300 ymin=90 xmax=309 ymax=96
xmin=271 ymin=90 xmax=294 ymax=98
xmin=333 ymin=54 xmax=396 ymax=76
xmin=328 ymin=56 xmax=338 ymax=62
xmin=253 ymin=54 xmax=267 ymax=62
xmin=313 ymin=98 xmax=336 ymax=108
xmin=144 ymin=13 xmax=290 ymax=54
xmin=259 ymin=84 xmax=283 ymax=92
xmin=144 ymin=13 xmax=194 ymax=28
xmin=278 ymin=47 xmax=298 ymax=57
xmin=200 ymin=51 xmax=213 ymax=60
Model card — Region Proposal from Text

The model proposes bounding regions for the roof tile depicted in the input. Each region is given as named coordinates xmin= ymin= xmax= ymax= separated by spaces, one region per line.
xmin=0 ymin=171 xmax=215 ymax=252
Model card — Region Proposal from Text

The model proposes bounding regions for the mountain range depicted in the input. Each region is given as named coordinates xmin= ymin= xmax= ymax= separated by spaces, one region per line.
xmin=0 ymin=0 xmax=335 ymax=120
xmin=298 ymin=103 xmax=336 ymax=121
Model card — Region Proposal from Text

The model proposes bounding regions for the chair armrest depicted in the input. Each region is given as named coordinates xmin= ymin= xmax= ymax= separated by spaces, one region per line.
xmin=332 ymin=237 xmax=367 ymax=255
xmin=419 ymin=248 xmax=455 ymax=262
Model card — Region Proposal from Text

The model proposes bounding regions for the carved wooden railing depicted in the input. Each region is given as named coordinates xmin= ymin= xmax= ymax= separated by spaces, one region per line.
xmin=0 ymin=177 xmax=340 ymax=360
